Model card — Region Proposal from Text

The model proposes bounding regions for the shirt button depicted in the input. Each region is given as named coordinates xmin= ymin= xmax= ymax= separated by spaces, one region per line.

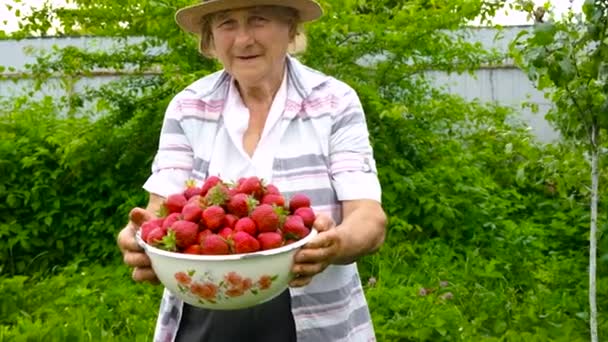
xmin=362 ymin=158 xmax=371 ymax=172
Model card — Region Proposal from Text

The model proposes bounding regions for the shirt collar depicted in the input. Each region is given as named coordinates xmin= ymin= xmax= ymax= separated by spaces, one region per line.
xmin=284 ymin=54 xmax=329 ymax=101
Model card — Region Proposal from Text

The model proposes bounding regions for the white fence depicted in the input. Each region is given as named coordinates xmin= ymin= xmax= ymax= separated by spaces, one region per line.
xmin=0 ymin=26 xmax=557 ymax=141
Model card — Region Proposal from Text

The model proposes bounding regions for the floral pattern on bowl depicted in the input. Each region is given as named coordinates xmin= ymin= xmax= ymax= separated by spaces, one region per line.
xmin=174 ymin=270 xmax=278 ymax=304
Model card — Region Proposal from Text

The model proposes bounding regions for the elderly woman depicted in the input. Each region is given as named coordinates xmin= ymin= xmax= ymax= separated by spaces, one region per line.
xmin=116 ymin=0 xmax=387 ymax=341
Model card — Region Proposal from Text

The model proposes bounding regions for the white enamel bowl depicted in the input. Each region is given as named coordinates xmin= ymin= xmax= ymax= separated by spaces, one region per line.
xmin=136 ymin=228 xmax=317 ymax=310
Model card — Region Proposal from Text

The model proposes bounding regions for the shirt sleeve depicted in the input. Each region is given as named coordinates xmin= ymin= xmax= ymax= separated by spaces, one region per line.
xmin=142 ymin=94 xmax=194 ymax=198
xmin=329 ymin=85 xmax=382 ymax=203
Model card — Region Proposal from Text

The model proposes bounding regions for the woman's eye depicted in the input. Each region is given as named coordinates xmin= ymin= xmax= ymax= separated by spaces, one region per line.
xmin=217 ymin=19 xmax=235 ymax=28
xmin=251 ymin=16 xmax=268 ymax=24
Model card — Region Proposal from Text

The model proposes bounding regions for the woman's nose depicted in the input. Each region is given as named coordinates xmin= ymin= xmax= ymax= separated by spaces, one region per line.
xmin=234 ymin=27 xmax=254 ymax=46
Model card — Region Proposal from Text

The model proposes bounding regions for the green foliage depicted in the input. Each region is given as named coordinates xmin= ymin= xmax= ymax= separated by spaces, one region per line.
xmin=0 ymin=261 xmax=161 ymax=341
xmin=303 ymin=0 xmax=506 ymax=99
xmin=510 ymin=0 xmax=608 ymax=146
xmin=364 ymin=239 xmax=602 ymax=341
xmin=509 ymin=2 xmax=608 ymax=339
xmin=0 ymin=84 xmax=172 ymax=274
xmin=359 ymin=133 xmax=608 ymax=339
xmin=1 ymin=0 xmax=608 ymax=340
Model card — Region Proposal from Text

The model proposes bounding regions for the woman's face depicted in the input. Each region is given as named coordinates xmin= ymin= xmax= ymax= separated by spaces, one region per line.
xmin=210 ymin=7 xmax=292 ymax=86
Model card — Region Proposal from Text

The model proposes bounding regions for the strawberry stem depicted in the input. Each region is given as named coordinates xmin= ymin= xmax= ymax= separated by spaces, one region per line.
xmin=159 ymin=230 xmax=178 ymax=252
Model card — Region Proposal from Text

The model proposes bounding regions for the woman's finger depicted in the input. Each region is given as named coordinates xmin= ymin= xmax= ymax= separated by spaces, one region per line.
xmin=123 ymin=251 xmax=152 ymax=268
xmin=303 ymin=228 xmax=340 ymax=250
xmin=291 ymin=262 xmax=327 ymax=278
xmin=294 ymin=245 xmax=331 ymax=263
xmin=129 ymin=207 xmax=155 ymax=227
xmin=312 ymin=213 xmax=335 ymax=232
xmin=132 ymin=267 xmax=160 ymax=284
xmin=117 ymin=224 xmax=142 ymax=252
xmin=289 ymin=274 xmax=313 ymax=287
xmin=301 ymin=234 xmax=330 ymax=250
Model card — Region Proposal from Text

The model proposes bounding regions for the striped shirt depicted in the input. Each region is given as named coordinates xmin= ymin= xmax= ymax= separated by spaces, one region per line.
xmin=143 ymin=55 xmax=382 ymax=342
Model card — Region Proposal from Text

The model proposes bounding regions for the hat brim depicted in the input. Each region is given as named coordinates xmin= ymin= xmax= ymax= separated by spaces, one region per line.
xmin=175 ymin=0 xmax=323 ymax=35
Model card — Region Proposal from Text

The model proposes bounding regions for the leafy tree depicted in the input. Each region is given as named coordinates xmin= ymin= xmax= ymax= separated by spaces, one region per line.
xmin=510 ymin=0 xmax=608 ymax=340
xmin=2 ymin=0 xmax=608 ymax=340
xmin=0 ymin=0 xmax=508 ymax=274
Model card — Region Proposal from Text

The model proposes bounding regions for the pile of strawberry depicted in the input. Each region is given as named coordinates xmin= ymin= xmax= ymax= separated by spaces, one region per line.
xmin=139 ymin=176 xmax=315 ymax=255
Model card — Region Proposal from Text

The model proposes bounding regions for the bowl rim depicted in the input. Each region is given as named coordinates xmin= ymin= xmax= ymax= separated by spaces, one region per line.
xmin=136 ymin=228 xmax=318 ymax=260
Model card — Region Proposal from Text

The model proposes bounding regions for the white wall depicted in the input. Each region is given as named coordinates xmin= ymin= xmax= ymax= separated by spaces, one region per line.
xmin=0 ymin=27 xmax=558 ymax=141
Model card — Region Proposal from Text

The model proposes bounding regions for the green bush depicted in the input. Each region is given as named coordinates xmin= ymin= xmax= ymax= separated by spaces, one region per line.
xmin=356 ymin=93 xmax=608 ymax=340
xmin=0 ymin=261 xmax=161 ymax=341
xmin=0 ymin=85 xmax=169 ymax=274
xmin=1 ymin=0 xmax=607 ymax=340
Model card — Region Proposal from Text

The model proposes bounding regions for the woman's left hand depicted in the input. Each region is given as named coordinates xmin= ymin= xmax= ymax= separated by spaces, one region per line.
xmin=289 ymin=213 xmax=342 ymax=287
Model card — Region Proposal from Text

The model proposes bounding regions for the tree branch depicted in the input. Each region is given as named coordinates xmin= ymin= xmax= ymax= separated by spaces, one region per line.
xmin=564 ymin=82 xmax=594 ymax=145
xmin=544 ymin=42 xmax=594 ymax=143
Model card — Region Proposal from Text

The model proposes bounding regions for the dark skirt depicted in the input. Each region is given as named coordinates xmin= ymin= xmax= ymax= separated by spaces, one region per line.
xmin=174 ymin=289 xmax=297 ymax=342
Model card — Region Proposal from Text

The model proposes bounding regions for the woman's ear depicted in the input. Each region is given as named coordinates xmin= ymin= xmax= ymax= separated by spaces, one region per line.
xmin=206 ymin=44 xmax=217 ymax=59
xmin=289 ymin=22 xmax=298 ymax=41
xmin=199 ymin=37 xmax=216 ymax=59
xmin=288 ymin=31 xmax=307 ymax=55
xmin=203 ymin=48 xmax=217 ymax=59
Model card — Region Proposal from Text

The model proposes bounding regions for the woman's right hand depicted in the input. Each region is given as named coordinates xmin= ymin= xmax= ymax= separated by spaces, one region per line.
xmin=117 ymin=207 xmax=160 ymax=284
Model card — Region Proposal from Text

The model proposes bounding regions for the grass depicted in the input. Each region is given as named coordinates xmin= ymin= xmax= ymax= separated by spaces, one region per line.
xmin=1 ymin=237 xmax=605 ymax=341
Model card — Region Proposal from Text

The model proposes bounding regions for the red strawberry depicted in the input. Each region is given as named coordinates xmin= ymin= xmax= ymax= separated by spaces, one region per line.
xmin=162 ymin=212 xmax=182 ymax=231
xmin=294 ymin=207 xmax=315 ymax=228
xmin=201 ymin=176 xmax=222 ymax=196
xmin=183 ymin=179 xmax=203 ymax=199
xmin=201 ymin=234 xmax=230 ymax=255
xmin=197 ymin=229 xmax=213 ymax=244
xmin=169 ymin=220 xmax=199 ymax=249
xmin=282 ymin=215 xmax=310 ymax=240
xmin=165 ymin=193 xmax=187 ymax=214
xmin=202 ymin=205 xmax=226 ymax=231
xmin=227 ymin=193 xmax=253 ymax=218
xmin=288 ymin=193 xmax=311 ymax=213
xmin=204 ymin=183 xmax=230 ymax=206
xmin=264 ymin=184 xmax=280 ymax=195
xmin=238 ymin=176 xmax=264 ymax=199
xmin=234 ymin=217 xmax=257 ymax=236
xmin=237 ymin=177 xmax=247 ymax=188
xmin=146 ymin=226 xmax=167 ymax=245
xmin=181 ymin=202 xmax=203 ymax=222
xmin=257 ymin=232 xmax=283 ymax=250
xmin=219 ymin=227 xmax=233 ymax=239
xmin=250 ymin=204 xmax=280 ymax=233
xmin=187 ymin=194 xmax=202 ymax=205
xmin=183 ymin=244 xmax=202 ymax=255
xmin=140 ymin=218 xmax=164 ymax=242
xmin=224 ymin=214 xmax=239 ymax=228
xmin=183 ymin=187 xmax=202 ymax=200
xmin=262 ymin=194 xmax=285 ymax=207
xmin=233 ymin=231 xmax=260 ymax=254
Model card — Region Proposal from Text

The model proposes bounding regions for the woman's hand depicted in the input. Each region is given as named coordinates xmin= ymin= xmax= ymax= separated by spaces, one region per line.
xmin=288 ymin=199 xmax=387 ymax=287
xmin=117 ymin=207 xmax=160 ymax=284
xmin=289 ymin=214 xmax=342 ymax=287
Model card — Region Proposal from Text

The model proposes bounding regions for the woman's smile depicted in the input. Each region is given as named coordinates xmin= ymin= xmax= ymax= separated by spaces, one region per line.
xmin=236 ymin=54 xmax=261 ymax=61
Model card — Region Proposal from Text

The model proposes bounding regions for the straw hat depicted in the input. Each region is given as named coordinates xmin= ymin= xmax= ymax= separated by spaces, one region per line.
xmin=175 ymin=0 xmax=323 ymax=35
